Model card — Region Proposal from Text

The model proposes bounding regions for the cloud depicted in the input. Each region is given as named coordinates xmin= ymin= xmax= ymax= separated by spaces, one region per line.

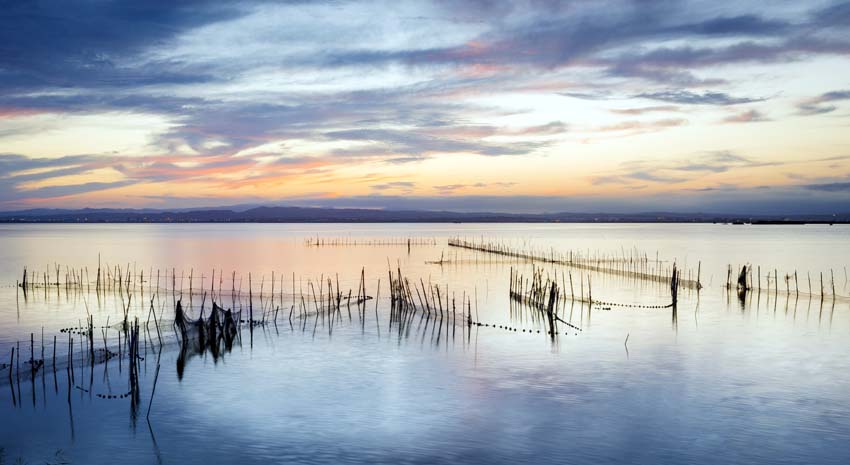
xmin=667 ymin=15 xmax=790 ymax=36
xmin=325 ymin=128 xmax=547 ymax=157
xmin=510 ymin=121 xmax=569 ymax=136
xmin=636 ymin=91 xmax=765 ymax=105
xmin=371 ymin=181 xmax=416 ymax=193
xmin=592 ymin=151 xmax=779 ymax=186
xmin=811 ymin=1 xmax=850 ymax=29
xmin=560 ymin=91 xmax=614 ymax=101
xmin=722 ymin=109 xmax=769 ymax=123
xmin=15 ymin=181 xmax=136 ymax=200
xmin=0 ymin=154 xmax=101 ymax=174
xmin=797 ymin=90 xmax=850 ymax=115
xmin=0 ymin=1 xmax=239 ymax=92
xmin=422 ymin=121 xmax=568 ymax=139
xmin=594 ymin=118 xmax=687 ymax=134
xmin=592 ymin=171 xmax=686 ymax=186
xmin=803 ymin=181 xmax=850 ymax=192
xmin=610 ymin=106 xmax=680 ymax=115
xmin=674 ymin=151 xmax=774 ymax=172
xmin=434 ymin=184 xmax=467 ymax=194
xmin=433 ymin=181 xmax=517 ymax=194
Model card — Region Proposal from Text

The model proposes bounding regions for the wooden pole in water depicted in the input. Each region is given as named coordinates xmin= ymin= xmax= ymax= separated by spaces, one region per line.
xmin=794 ymin=271 xmax=799 ymax=298
xmin=375 ymin=279 xmax=381 ymax=324
xmin=8 ymin=348 xmax=13 ymax=385
xmin=831 ymin=269 xmax=835 ymax=298
xmin=249 ymin=273 xmax=253 ymax=324
xmin=726 ymin=265 xmax=731 ymax=289
xmin=696 ymin=261 xmax=701 ymax=290
xmin=147 ymin=362 xmax=160 ymax=420
xmin=774 ymin=269 xmax=778 ymax=296
xmin=671 ymin=263 xmax=678 ymax=306
xmin=68 ymin=335 xmax=74 ymax=384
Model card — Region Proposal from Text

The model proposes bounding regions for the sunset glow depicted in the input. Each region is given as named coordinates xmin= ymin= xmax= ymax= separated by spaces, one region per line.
xmin=1 ymin=1 xmax=849 ymax=213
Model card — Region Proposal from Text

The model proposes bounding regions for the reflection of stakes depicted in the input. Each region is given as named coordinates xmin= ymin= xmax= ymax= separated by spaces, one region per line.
xmin=147 ymin=350 xmax=162 ymax=420
xmin=513 ymin=264 xmax=680 ymax=312
xmin=730 ymin=264 xmax=848 ymax=302
xmin=385 ymin=267 xmax=474 ymax=343
xmin=508 ymin=268 xmax=568 ymax=337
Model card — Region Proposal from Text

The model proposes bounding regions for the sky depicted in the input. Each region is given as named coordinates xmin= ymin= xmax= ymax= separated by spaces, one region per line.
xmin=1 ymin=0 xmax=849 ymax=214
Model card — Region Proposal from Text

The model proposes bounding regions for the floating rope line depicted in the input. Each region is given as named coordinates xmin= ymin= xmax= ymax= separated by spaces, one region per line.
xmin=591 ymin=299 xmax=674 ymax=310
xmin=59 ymin=325 xmax=113 ymax=336
xmin=96 ymin=390 xmax=133 ymax=399
xmin=471 ymin=320 xmax=582 ymax=335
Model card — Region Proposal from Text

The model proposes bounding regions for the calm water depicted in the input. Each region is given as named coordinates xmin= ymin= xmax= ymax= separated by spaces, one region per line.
xmin=1 ymin=223 xmax=849 ymax=464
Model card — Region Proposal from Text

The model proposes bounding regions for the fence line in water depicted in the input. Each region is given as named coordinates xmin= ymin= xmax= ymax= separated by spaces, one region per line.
xmin=726 ymin=263 xmax=849 ymax=301
xmin=305 ymin=237 xmax=438 ymax=247
xmin=449 ymin=237 xmax=701 ymax=290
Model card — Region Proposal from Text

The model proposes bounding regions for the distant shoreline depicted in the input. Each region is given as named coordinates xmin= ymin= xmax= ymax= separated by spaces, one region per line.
xmin=2 ymin=219 xmax=848 ymax=225
xmin=1 ymin=205 xmax=848 ymax=224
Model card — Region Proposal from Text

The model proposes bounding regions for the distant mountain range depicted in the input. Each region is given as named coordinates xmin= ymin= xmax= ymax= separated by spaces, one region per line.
xmin=1 ymin=206 xmax=848 ymax=223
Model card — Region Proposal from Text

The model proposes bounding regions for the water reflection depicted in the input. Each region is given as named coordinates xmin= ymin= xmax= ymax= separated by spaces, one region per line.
xmin=2 ymin=225 xmax=850 ymax=465
xmin=176 ymin=302 xmax=240 ymax=380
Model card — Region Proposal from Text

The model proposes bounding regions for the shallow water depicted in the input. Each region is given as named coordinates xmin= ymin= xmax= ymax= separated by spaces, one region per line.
xmin=1 ymin=223 xmax=849 ymax=464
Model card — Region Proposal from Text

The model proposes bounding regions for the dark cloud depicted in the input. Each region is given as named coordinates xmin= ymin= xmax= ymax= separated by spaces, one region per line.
xmin=811 ymin=1 xmax=850 ymax=28
xmin=668 ymin=15 xmax=789 ymax=36
xmin=601 ymin=36 xmax=850 ymax=87
xmin=15 ymin=181 xmax=136 ymax=199
xmin=636 ymin=91 xmax=765 ymax=105
xmin=605 ymin=65 xmax=726 ymax=87
xmin=327 ymin=6 xmax=797 ymax=71
xmin=316 ymin=2 xmax=848 ymax=91
xmin=0 ymin=153 xmax=124 ymax=204
xmin=803 ymin=181 xmax=850 ymax=192
xmin=0 ymin=1 xmax=242 ymax=91
xmin=0 ymin=153 xmax=101 ymax=173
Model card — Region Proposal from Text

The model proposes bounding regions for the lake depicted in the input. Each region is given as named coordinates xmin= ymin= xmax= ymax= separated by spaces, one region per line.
xmin=1 ymin=223 xmax=849 ymax=464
